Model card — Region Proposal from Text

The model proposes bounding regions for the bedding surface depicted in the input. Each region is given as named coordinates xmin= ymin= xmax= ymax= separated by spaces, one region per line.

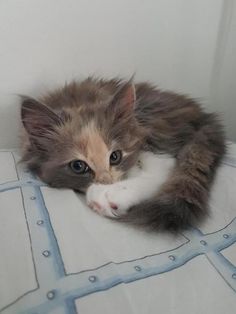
xmin=0 ymin=145 xmax=236 ymax=314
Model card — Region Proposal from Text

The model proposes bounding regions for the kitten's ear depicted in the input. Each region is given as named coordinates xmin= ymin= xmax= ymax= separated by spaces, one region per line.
xmin=21 ymin=97 xmax=62 ymax=138
xmin=110 ymin=81 xmax=136 ymax=114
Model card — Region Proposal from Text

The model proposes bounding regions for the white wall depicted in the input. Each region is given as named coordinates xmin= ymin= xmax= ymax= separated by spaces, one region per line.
xmin=0 ymin=0 xmax=235 ymax=148
xmin=209 ymin=1 xmax=236 ymax=143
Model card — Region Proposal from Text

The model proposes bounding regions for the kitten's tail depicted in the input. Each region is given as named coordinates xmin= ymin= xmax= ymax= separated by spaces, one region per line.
xmin=118 ymin=113 xmax=226 ymax=232
xmin=116 ymin=197 xmax=206 ymax=232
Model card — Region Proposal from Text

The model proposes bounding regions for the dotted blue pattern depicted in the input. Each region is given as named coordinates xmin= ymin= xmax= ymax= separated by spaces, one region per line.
xmin=0 ymin=151 xmax=236 ymax=314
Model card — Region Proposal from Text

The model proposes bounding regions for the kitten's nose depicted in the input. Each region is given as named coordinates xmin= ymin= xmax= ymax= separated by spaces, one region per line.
xmin=95 ymin=171 xmax=113 ymax=184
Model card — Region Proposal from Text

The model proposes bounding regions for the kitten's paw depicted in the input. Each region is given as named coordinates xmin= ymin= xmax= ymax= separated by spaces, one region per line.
xmin=86 ymin=184 xmax=117 ymax=218
xmin=86 ymin=183 xmax=132 ymax=218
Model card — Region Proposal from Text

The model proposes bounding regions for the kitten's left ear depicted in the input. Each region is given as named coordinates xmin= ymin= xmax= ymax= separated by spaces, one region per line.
xmin=110 ymin=81 xmax=136 ymax=114
xmin=21 ymin=96 xmax=63 ymax=138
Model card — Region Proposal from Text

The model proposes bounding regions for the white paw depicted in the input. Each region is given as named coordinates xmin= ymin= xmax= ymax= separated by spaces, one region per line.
xmin=86 ymin=183 xmax=133 ymax=218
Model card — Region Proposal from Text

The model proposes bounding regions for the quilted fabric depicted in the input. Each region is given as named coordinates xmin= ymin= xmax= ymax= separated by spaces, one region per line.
xmin=0 ymin=145 xmax=236 ymax=314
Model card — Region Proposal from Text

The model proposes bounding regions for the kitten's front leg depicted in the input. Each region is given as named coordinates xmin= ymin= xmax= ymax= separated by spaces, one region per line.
xmin=86 ymin=153 xmax=175 ymax=218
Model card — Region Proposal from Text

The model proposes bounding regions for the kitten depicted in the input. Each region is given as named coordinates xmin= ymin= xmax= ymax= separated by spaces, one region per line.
xmin=21 ymin=77 xmax=226 ymax=231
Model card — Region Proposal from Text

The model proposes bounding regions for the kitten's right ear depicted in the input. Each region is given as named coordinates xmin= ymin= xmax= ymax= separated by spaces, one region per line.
xmin=21 ymin=97 xmax=62 ymax=138
xmin=106 ymin=81 xmax=136 ymax=122
xmin=111 ymin=81 xmax=136 ymax=111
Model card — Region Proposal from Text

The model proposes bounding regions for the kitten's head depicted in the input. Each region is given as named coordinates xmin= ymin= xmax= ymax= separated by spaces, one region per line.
xmin=21 ymin=82 xmax=145 ymax=192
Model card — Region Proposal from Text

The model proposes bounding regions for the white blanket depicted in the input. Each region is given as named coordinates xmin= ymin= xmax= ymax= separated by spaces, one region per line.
xmin=0 ymin=145 xmax=236 ymax=314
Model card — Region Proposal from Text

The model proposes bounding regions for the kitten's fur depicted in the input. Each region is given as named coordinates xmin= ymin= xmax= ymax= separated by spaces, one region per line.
xmin=21 ymin=78 xmax=226 ymax=231
xmin=87 ymin=151 xmax=175 ymax=218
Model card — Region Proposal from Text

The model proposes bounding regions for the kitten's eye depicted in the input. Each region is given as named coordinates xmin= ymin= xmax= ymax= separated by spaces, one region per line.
xmin=69 ymin=160 xmax=89 ymax=174
xmin=110 ymin=150 xmax=122 ymax=165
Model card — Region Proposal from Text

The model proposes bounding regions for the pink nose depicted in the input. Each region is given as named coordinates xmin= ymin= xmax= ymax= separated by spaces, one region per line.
xmin=95 ymin=171 xmax=113 ymax=184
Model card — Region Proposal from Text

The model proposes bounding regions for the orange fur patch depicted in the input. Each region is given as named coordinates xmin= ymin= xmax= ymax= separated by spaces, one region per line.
xmin=75 ymin=121 xmax=123 ymax=183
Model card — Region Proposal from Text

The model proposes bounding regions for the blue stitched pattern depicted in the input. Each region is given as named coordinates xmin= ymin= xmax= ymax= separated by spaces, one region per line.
xmin=0 ymin=151 xmax=235 ymax=314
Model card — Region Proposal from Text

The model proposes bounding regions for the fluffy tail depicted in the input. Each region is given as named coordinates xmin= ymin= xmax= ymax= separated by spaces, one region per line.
xmin=118 ymin=113 xmax=226 ymax=232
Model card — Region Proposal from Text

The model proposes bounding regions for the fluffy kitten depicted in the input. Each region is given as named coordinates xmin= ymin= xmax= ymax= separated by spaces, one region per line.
xmin=21 ymin=78 xmax=226 ymax=231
